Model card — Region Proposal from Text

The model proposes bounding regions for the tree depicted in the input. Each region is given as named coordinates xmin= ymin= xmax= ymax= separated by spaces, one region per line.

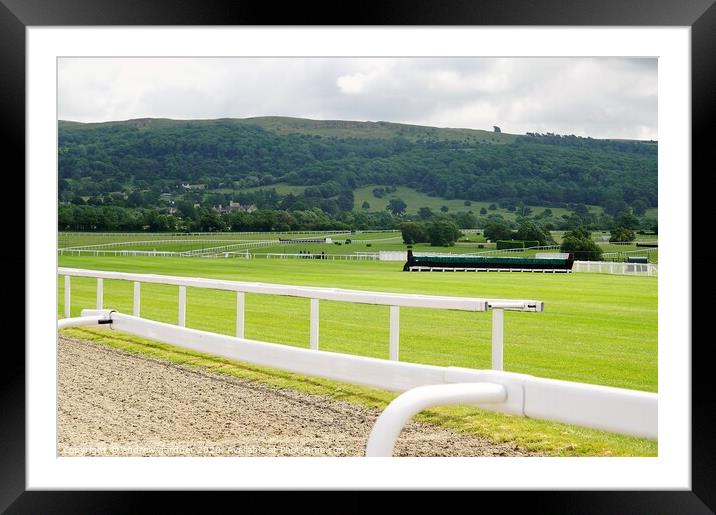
xmin=615 ymin=212 xmax=640 ymax=230
xmin=609 ymin=226 xmax=636 ymax=242
xmin=386 ymin=197 xmax=407 ymax=216
xmin=126 ymin=190 xmax=145 ymax=208
xmin=440 ymin=205 xmax=449 ymax=213
xmin=463 ymin=200 xmax=472 ymax=206
xmin=560 ymin=227 xmax=603 ymax=261
xmin=454 ymin=212 xmax=478 ymax=229
xmin=480 ymin=207 xmax=487 ymax=215
xmin=483 ymin=221 xmax=513 ymax=242
xmin=631 ymin=198 xmax=648 ymax=216
xmin=488 ymin=204 xmax=497 ymax=210
xmin=426 ymin=220 xmax=462 ymax=246
xmin=400 ymin=222 xmax=428 ymax=244
xmin=514 ymin=221 xmax=554 ymax=246
xmin=361 ymin=201 xmax=370 ymax=210
xmin=337 ymin=190 xmax=354 ymax=211
xmin=418 ymin=207 xmax=433 ymax=220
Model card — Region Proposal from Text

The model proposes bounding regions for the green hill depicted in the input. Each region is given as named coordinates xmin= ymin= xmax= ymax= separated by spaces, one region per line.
xmin=58 ymin=116 xmax=657 ymax=216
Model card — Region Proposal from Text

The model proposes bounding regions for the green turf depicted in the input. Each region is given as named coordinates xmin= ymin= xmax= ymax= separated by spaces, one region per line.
xmin=58 ymin=255 xmax=657 ymax=392
xmin=57 ymin=254 xmax=657 ymax=457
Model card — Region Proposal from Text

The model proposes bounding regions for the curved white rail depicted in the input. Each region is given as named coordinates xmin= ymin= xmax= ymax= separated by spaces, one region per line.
xmin=365 ymin=383 xmax=507 ymax=457
xmin=57 ymin=314 xmax=111 ymax=330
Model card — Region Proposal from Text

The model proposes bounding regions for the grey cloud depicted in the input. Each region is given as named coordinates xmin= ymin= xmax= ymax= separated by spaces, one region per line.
xmin=58 ymin=57 xmax=656 ymax=140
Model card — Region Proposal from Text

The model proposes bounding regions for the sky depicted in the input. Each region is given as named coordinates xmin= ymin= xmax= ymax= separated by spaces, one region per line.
xmin=58 ymin=57 xmax=657 ymax=140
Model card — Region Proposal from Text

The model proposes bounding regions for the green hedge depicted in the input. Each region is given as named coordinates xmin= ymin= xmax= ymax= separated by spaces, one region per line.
xmin=496 ymin=240 xmax=525 ymax=250
xmin=522 ymin=240 xmax=540 ymax=248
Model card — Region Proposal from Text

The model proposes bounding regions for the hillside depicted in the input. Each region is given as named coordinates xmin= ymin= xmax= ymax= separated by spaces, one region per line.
xmin=58 ymin=116 xmax=657 ymax=214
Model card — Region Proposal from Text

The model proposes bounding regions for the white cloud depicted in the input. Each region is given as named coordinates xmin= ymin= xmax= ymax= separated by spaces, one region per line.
xmin=58 ymin=57 xmax=657 ymax=140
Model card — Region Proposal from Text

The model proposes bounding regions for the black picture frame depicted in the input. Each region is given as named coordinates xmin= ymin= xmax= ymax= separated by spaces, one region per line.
xmin=4 ymin=0 xmax=710 ymax=512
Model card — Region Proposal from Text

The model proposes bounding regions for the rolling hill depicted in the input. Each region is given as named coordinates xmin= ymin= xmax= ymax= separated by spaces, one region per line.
xmin=58 ymin=116 xmax=657 ymax=214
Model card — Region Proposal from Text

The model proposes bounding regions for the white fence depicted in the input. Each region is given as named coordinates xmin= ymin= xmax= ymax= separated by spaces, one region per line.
xmin=59 ymin=267 xmax=543 ymax=370
xmin=57 ymin=267 xmax=657 ymax=456
xmin=261 ymin=252 xmax=379 ymax=261
xmin=573 ymin=260 xmax=658 ymax=276
xmin=378 ymin=251 xmax=408 ymax=261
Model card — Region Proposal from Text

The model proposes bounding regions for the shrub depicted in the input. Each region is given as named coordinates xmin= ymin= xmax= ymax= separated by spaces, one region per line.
xmin=560 ymin=227 xmax=603 ymax=261
xmin=400 ymin=222 xmax=428 ymax=244
xmin=366 ymin=243 xmax=372 ymax=247
xmin=609 ymin=227 xmax=636 ymax=243
xmin=522 ymin=240 xmax=540 ymax=248
xmin=345 ymin=239 xmax=352 ymax=244
xmin=426 ymin=220 xmax=462 ymax=246
xmin=514 ymin=221 xmax=554 ymax=246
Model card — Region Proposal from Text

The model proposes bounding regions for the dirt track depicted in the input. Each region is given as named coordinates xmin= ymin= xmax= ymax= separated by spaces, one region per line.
xmin=58 ymin=336 xmax=534 ymax=457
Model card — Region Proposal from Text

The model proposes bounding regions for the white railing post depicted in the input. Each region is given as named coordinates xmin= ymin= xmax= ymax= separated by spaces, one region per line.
xmin=178 ymin=286 xmax=186 ymax=327
xmin=64 ymin=275 xmax=70 ymax=318
xmin=310 ymin=298 xmax=319 ymax=350
xmin=236 ymin=291 xmax=245 ymax=338
xmin=96 ymin=278 xmax=103 ymax=309
xmin=491 ymin=308 xmax=504 ymax=370
xmin=389 ymin=305 xmax=400 ymax=361
xmin=133 ymin=281 xmax=141 ymax=317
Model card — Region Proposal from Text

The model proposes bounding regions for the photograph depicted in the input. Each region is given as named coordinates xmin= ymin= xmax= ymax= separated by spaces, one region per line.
xmin=6 ymin=12 xmax=706 ymax=508
xmin=55 ymin=56 xmax=659 ymax=459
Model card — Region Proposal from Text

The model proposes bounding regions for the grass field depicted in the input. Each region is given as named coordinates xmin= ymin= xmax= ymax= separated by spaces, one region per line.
xmin=57 ymin=254 xmax=657 ymax=457
xmin=58 ymin=230 xmax=658 ymax=262
xmin=352 ymin=185 xmax=606 ymax=219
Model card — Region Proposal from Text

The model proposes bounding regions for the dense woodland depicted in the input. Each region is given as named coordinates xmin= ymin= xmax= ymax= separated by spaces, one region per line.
xmin=58 ymin=118 xmax=657 ymax=232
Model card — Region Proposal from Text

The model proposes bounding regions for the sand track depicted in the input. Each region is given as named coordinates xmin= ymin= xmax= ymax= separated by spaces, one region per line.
xmin=58 ymin=336 xmax=533 ymax=457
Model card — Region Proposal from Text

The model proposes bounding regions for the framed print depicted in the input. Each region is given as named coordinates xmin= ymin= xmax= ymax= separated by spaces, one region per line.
xmin=4 ymin=0 xmax=712 ymax=511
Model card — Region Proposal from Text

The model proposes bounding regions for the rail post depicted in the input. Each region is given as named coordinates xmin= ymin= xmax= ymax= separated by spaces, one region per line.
xmin=96 ymin=278 xmax=103 ymax=310
xmin=133 ymin=281 xmax=141 ymax=317
xmin=64 ymin=275 xmax=70 ymax=318
xmin=389 ymin=305 xmax=400 ymax=361
xmin=310 ymin=298 xmax=319 ymax=350
xmin=236 ymin=291 xmax=245 ymax=338
xmin=178 ymin=286 xmax=186 ymax=327
xmin=491 ymin=308 xmax=504 ymax=370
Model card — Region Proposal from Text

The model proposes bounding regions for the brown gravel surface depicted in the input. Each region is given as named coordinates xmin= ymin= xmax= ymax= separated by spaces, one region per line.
xmin=58 ymin=336 xmax=535 ymax=457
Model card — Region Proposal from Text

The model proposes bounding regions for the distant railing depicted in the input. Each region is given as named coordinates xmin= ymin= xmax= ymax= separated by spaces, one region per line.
xmin=573 ymin=260 xmax=658 ymax=276
xmin=260 ymin=252 xmax=379 ymax=261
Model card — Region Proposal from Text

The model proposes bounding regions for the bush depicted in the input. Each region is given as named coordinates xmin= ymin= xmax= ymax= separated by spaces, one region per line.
xmin=609 ymin=227 xmax=636 ymax=243
xmin=496 ymin=240 xmax=524 ymax=250
xmin=522 ymin=240 xmax=540 ymax=248
xmin=426 ymin=220 xmax=462 ymax=246
xmin=366 ymin=243 xmax=372 ymax=247
xmin=483 ymin=221 xmax=513 ymax=242
xmin=478 ymin=244 xmax=484 ymax=249
xmin=514 ymin=221 xmax=554 ymax=246
xmin=345 ymin=239 xmax=352 ymax=244
xmin=400 ymin=222 xmax=428 ymax=244
xmin=560 ymin=227 xmax=603 ymax=261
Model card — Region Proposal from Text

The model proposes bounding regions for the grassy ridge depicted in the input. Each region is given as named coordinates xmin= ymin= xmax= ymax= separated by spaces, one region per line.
xmin=352 ymin=185 xmax=600 ymax=218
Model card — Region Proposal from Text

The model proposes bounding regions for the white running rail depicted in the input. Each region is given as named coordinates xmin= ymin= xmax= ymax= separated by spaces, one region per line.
xmin=58 ymin=267 xmax=542 ymax=368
